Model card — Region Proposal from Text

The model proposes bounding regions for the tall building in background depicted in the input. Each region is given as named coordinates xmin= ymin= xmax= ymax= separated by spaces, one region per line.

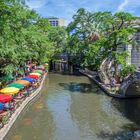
xmin=47 ymin=17 xmax=64 ymax=27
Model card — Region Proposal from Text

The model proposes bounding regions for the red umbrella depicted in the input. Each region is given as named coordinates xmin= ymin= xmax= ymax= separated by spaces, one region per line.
xmin=0 ymin=94 xmax=12 ymax=103
xmin=26 ymin=75 xmax=39 ymax=79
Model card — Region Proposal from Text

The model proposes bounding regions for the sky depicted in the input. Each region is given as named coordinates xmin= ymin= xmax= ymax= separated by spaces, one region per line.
xmin=25 ymin=0 xmax=140 ymax=25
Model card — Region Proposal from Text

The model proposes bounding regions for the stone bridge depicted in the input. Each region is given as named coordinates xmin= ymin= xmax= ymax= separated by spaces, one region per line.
xmin=119 ymin=71 xmax=140 ymax=96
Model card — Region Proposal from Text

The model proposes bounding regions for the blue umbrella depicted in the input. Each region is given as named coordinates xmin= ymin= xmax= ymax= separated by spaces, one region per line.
xmin=4 ymin=103 xmax=10 ymax=109
xmin=0 ymin=102 xmax=4 ymax=110
xmin=36 ymin=68 xmax=43 ymax=70
xmin=22 ymin=77 xmax=34 ymax=83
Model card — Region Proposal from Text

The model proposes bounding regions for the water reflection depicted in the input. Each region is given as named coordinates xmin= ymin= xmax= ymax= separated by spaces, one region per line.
xmin=112 ymin=98 xmax=140 ymax=127
xmin=4 ymin=73 xmax=140 ymax=140
xmin=59 ymin=82 xmax=94 ymax=93
xmin=126 ymin=80 xmax=140 ymax=96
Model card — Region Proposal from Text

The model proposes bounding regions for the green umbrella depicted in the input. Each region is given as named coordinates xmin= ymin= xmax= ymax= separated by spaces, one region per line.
xmin=34 ymin=72 xmax=43 ymax=75
xmin=7 ymin=83 xmax=24 ymax=89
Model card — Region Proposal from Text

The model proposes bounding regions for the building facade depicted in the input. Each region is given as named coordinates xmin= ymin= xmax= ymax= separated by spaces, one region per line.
xmin=131 ymin=30 xmax=140 ymax=67
xmin=124 ymin=30 xmax=140 ymax=68
xmin=47 ymin=17 xmax=64 ymax=27
xmin=118 ymin=21 xmax=140 ymax=68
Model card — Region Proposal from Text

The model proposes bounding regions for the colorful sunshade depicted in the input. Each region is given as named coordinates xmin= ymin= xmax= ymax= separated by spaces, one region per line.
xmin=29 ymin=73 xmax=41 ymax=76
xmin=7 ymin=83 xmax=24 ymax=89
xmin=26 ymin=75 xmax=39 ymax=79
xmin=0 ymin=94 xmax=12 ymax=103
xmin=22 ymin=77 xmax=34 ymax=83
xmin=15 ymin=80 xmax=30 ymax=86
xmin=0 ymin=87 xmax=19 ymax=95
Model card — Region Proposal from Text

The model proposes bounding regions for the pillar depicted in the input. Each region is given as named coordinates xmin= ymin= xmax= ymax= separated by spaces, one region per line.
xmin=126 ymin=44 xmax=132 ymax=65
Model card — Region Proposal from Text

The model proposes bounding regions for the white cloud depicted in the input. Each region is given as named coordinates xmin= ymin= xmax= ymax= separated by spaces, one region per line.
xmin=25 ymin=0 xmax=47 ymax=9
xmin=28 ymin=0 xmax=140 ymax=25
xmin=118 ymin=0 xmax=128 ymax=11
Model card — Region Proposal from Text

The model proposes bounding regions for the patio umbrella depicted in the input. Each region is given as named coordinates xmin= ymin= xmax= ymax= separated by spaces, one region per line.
xmin=0 ymin=102 xmax=4 ymax=110
xmin=22 ymin=77 xmax=34 ymax=83
xmin=0 ymin=94 xmax=12 ymax=103
xmin=15 ymin=80 xmax=30 ymax=86
xmin=26 ymin=75 xmax=39 ymax=79
xmin=34 ymin=72 xmax=43 ymax=75
xmin=0 ymin=87 xmax=19 ymax=95
xmin=32 ymin=71 xmax=43 ymax=75
xmin=34 ymin=71 xmax=43 ymax=75
xmin=7 ymin=83 xmax=24 ymax=89
xmin=29 ymin=73 xmax=41 ymax=76
xmin=33 ymin=70 xmax=43 ymax=73
xmin=36 ymin=68 xmax=44 ymax=70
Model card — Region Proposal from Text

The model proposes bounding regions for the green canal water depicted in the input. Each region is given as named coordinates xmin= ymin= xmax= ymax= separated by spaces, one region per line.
xmin=4 ymin=73 xmax=140 ymax=140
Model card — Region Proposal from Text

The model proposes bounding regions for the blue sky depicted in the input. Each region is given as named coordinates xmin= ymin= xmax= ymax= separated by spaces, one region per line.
xmin=25 ymin=0 xmax=140 ymax=25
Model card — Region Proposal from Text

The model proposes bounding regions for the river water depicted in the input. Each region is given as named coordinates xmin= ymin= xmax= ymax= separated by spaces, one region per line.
xmin=4 ymin=73 xmax=140 ymax=140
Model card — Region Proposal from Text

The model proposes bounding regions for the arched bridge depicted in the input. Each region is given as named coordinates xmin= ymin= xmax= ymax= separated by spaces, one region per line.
xmin=119 ymin=71 xmax=140 ymax=97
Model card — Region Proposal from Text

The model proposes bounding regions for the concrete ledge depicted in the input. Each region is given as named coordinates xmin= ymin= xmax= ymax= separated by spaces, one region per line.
xmin=79 ymin=69 xmax=137 ymax=99
xmin=0 ymin=73 xmax=47 ymax=140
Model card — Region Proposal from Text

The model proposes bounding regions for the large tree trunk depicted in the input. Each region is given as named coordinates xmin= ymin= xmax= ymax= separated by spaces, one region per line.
xmin=98 ymin=56 xmax=113 ymax=84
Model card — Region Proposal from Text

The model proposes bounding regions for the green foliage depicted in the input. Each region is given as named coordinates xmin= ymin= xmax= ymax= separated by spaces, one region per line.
xmin=113 ymin=51 xmax=128 ymax=66
xmin=113 ymin=51 xmax=135 ymax=77
xmin=0 ymin=1 xmax=67 ymax=76
xmin=67 ymin=8 xmax=137 ymax=76
xmin=49 ymin=27 xmax=68 ymax=55
xmin=84 ymin=44 xmax=101 ymax=69
xmin=121 ymin=65 xmax=136 ymax=77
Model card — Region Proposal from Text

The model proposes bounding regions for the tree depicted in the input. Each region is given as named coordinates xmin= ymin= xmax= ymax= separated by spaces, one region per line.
xmin=93 ymin=12 xmax=136 ymax=53
xmin=49 ymin=26 xmax=68 ymax=55
xmin=67 ymin=8 xmax=99 ymax=66
xmin=67 ymin=9 xmax=138 ymax=77
xmin=0 ymin=0 xmax=65 ymax=77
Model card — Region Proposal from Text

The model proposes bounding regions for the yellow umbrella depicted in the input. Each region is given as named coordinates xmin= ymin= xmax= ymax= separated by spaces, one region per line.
xmin=0 ymin=87 xmax=19 ymax=95
xmin=29 ymin=73 xmax=41 ymax=76
xmin=33 ymin=70 xmax=43 ymax=73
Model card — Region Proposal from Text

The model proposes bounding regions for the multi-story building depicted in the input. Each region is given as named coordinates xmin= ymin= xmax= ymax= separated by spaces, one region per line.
xmin=47 ymin=17 xmax=64 ymax=27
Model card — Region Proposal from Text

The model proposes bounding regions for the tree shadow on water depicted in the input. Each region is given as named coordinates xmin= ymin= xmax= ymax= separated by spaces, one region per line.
xmin=101 ymin=98 xmax=140 ymax=140
xmin=59 ymin=82 xmax=101 ymax=94
xmin=112 ymin=98 xmax=140 ymax=127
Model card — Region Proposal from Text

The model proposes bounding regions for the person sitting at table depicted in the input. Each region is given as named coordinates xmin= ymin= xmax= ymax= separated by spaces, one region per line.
xmin=4 ymin=102 xmax=10 ymax=111
xmin=32 ymin=81 xmax=38 ymax=89
xmin=10 ymin=99 xmax=16 ymax=115
xmin=20 ymin=88 xmax=24 ymax=96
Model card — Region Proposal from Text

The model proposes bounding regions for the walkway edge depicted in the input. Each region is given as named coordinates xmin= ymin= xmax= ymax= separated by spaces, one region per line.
xmin=79 ymin=69 xmax=136 ymax=99
xmin=0 ymin=73 xmax=47 ymax=140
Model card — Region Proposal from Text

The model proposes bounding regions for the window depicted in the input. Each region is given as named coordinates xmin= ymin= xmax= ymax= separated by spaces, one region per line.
xmin=135 ymin=32 xmax=140 ymax=44
xmin=56 ymin=21 xmax=58 ymax=26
